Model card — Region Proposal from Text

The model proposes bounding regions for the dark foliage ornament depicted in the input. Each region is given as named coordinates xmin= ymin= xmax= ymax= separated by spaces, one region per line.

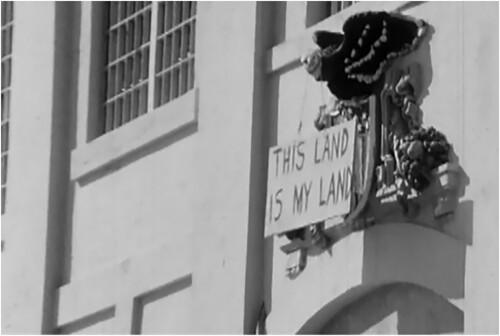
xmin=394 ymin=127 xmax=451 ymax=192
xmin=301 ymin=11 xmax=428 ymax=100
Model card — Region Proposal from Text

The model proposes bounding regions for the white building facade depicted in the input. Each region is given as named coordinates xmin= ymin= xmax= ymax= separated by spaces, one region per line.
xmin=1 ymin=1 xmax=498 ymax=334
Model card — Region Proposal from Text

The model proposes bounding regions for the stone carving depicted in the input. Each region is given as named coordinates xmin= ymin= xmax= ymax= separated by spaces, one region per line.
xmin=280 ymin=12 xmax=463 ymax=277
xmin=301 ymin=11 xmax=428 ymax=100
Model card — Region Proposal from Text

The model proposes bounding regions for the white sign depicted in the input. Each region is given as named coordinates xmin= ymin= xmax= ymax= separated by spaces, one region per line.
xmin=265 ymin=119 xmax=357 ymax=236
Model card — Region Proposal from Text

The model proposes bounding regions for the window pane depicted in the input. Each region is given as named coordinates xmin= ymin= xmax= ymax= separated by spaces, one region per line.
xmin=1 ymin=91 xmax=9 ymax=121
xmin=102 ymin=2 xmax=152 ymax=135
xmin=1 ymin=123 xmax=9 ymax=153
xmin=2 ymin=186 xmax=6 ymax=214
xmin=2 ymin=155 xmax=7 ymax=185
xmin=154 ymin=1 xmax=196 ymax=108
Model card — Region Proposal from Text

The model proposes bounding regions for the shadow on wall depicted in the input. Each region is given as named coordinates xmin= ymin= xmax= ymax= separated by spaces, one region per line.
xmin=297 ymin=222 xmax=467 ymax=334
xmin=292 ymin=12 xmax=472 ymax=336
xmin=78 ymin=122 xmax=199 ymax=187
xmin=319 ymin=283 xmax=464 ymax=334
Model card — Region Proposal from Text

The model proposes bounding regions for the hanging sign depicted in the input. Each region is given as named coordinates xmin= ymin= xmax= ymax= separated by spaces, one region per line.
xmin=265 ymin=119 xmax=357 ymax=236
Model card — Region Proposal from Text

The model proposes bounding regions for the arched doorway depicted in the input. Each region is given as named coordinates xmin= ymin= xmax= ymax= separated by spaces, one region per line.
xmin=317 ymin=283 xmax=463 ymax=334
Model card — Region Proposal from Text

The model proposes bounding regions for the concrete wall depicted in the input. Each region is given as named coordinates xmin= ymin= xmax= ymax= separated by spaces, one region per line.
xmin=319 ymin=283 xmax=463 ymax=334
xmin=1 ymin=2 xmax=77 ymax=333
xmin=1 ymin=1 xmax=497 ymax=335
xmin=56 ymin=1 xmax=267 ymax=334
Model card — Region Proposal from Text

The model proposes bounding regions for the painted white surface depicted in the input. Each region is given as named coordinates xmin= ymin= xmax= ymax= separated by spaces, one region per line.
xmin=2 ymin=1 xmax=497 ymax=334
xmin=1 ymin=2 xmax=58 ymax=333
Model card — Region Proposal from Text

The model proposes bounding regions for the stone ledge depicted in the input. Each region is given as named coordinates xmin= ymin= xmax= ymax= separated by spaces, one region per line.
xmin=71 ymin=89 xmax=199 ymax=182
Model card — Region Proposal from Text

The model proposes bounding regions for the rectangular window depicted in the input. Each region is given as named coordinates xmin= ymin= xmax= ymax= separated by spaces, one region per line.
xmin=329 ymin=1 xmax=355 ymax=16
xmin=1 ymin=1 xmax=13 ymax=214
xmin=307 ymin=1 xmax=358 ymax=27
xmin=154 ymin=2 xmax=196 ymax=108
xmin=101 ymin=1 xmax=196 ymax=136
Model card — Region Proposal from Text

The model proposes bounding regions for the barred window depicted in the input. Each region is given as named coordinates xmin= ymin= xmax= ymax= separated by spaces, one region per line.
xmin=154 ymin=2 xmax=195 ymax=108
xmin=329 ymin=1 xmax=356 ymax=15
xmin=307 ymin=1 xmax=358 ymax=27
xmin=102 ymin=1 xmax=196 ymax=136
xmin=1 ymin=1 xmax=13 ymax=214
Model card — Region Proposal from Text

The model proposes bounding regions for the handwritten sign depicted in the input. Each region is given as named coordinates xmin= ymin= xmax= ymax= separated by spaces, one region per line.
xmin=265 ymin=119 xmax=357 ymax=236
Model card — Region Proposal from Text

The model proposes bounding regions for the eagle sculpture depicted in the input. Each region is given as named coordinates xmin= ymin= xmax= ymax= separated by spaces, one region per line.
xmin=301 ymin=11 xmax=428 ymax=101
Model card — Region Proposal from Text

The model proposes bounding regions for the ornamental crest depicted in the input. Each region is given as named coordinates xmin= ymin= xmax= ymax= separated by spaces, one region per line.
xmin=271 ymin=11 xmax=465 ymax=277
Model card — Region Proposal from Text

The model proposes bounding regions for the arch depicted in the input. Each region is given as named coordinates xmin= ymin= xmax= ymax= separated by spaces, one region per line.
xmin=267 ymin=222 xmax=466 ymax=334
xmin=299 ymin=282 xmax=463 ymax=334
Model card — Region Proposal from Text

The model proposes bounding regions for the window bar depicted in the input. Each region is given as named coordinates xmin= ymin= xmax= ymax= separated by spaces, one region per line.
xmin=1 ymin=91 xmax=10 ymax=121
xmin=127 ymin=20 xmax=134 ymax=54
xmin=157 ymin=2 xmax=165 ymax=36
xmin=180 ymin=26 xmax=189 ymax=95
xmin=189 ymin=19 xmax=196 ymax=54
xmin=168 ymin=3 xmax=180 ymax=101
xmin=154 ymin=75 xmax=161 ymax=107
xmin=175 ymin=1 xmax=182 ymax=26
xmin=1 ymin=0 xmax=12 ymax=215
xmin=155 ymin=37 xmax=163 ymax=74
xmin=2 ymin=186 xmax=5 ymax=214
xmin=163 ymin=33 xmax=172 ymax=72
xmin=343 ymin=1 xmax=353 ymax=10
xmin=191 ymin=1 xmax=197 ymax=16
xmin=169 ymin=52 xmax=177 ymax=100
xmin=180 ymin=61 xmax=188 ymax=95
xmin=142 ymin=10 xmax=151 ymax=46
xmin=146 ymin=3 xmax=157 ymax=113
xmin=165 ymin=2 xmax=173 ymax=31
xmin=133 ymin=49 xmax=141 ymax=85
xmin=110 ymin=2 xmax=118 ymax=26
xmin=131 ymin=87 xmax=139 ymax=120
xmin=108 ymin=29 xmax=117 ymax=62
xmin=1 ymin=30 xmax=5 ymax=58
xmin=141 ymin=47 xmax=149 ymax=81
xmin=188 ymin=57 xmax=194 ymax=91
xmin=107 ymin=66 xmax=116 ymax=99
xmin=113 ymin=96 xmax=123 ymax=129
xmin=123 ymin=92 xmax=131 ymax=124
xmin=1 ymin=154 xmax=7 ymax=186
xmin=139 ymin=84 xmax=147 ymax=115
xmin=154 ymin=9 xmax=163 ymax=108
xmin=116 ymin=60 xmax=124 ymax=100
xmin=125 ymin=56 xmax=133 ymax=92
xmin=105 ymin=102 xmax=113 ymax=132
xmin=135 ymin=12 xmax=143 ymax=49
xmin=127 ymin=2 xmax=134 ymax=18
xmin=1 ymin=123 xmax=8 ymax=153
xmin=6 ymin=58 xmax=11 ymax=87
xmin=180 ymin=24 xmax=189 ymax=61
xmin=1 ymin=62 xmax=5 ymax=90
xmin=118 ymin=2 xmax=126 ymax=21
xmin=162 ymin=71 xmax=170 ymax=105
xmin=182 ymin=2 xmax=190 ymax=21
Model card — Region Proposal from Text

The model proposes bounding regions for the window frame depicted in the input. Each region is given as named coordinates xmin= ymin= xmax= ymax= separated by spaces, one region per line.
xmin=72 ymin=2 xmax=199 ymax=182
xmin=1 ymin=1 xmax=14 ymax=214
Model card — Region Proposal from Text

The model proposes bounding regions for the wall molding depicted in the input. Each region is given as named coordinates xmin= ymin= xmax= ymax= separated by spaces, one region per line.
xmin=71 ymin=89 xmax=199 ymax=182
xmin=56 ymin=239 xmax=192 ymax=329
